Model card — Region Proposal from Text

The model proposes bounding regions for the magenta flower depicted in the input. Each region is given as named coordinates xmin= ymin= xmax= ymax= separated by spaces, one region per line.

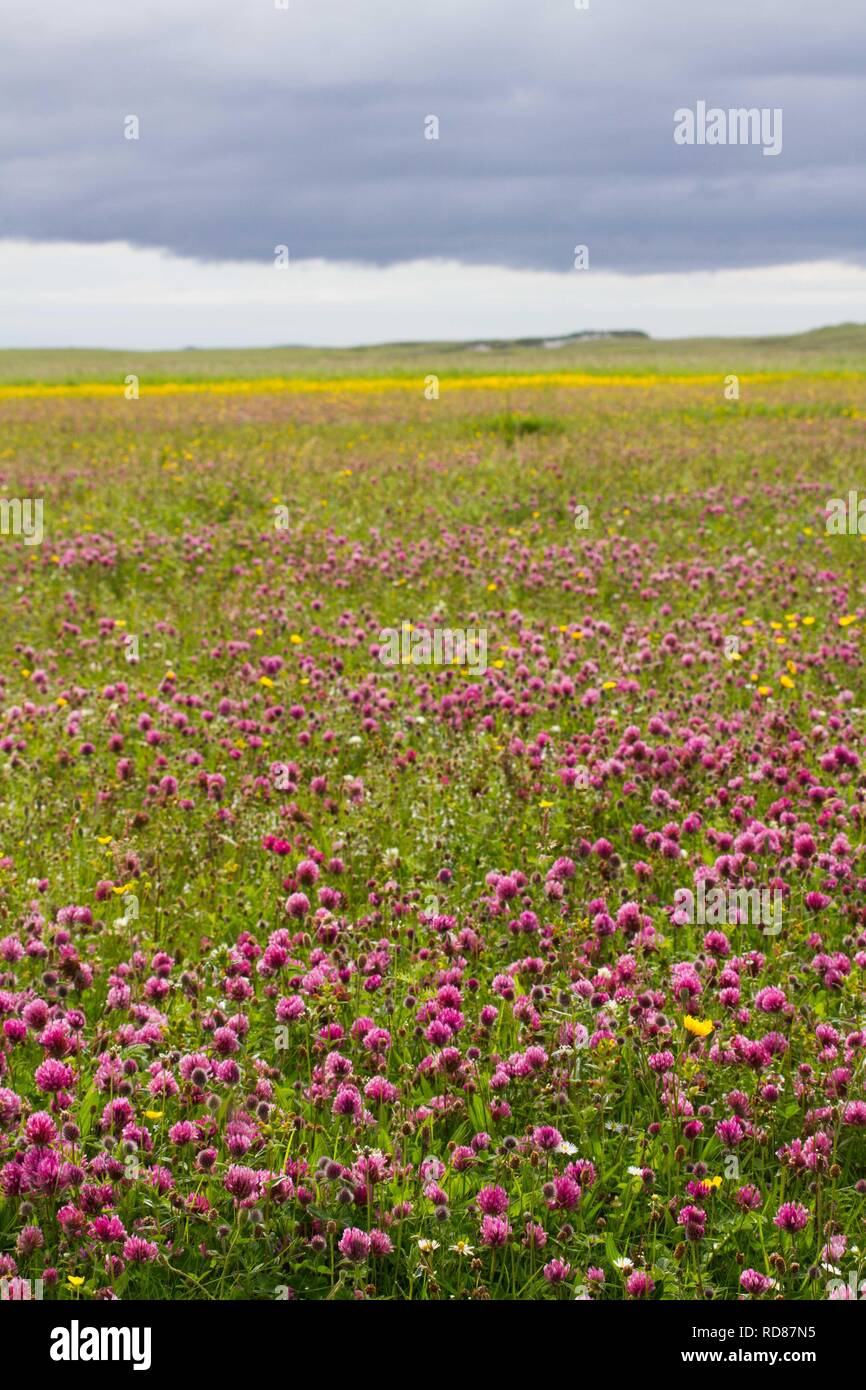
xmin=276 ymin=995 xmax=306 ymax=1021
xmin=740 ymin=1269 xmax=773 ymax=1295
xmin=542 ymin=1258 xmax=571 ymax=1284
xmin=338 ymin=1227 xmax=371 ymax=1263
xmin=626 ymin=1270 xmax=655 ymax=1298
xmin=34 ymin=1059 xmax=74 ymax=1093
xmin=479 ymin=1215 xmax=512 ymax=1248
xmin=532 ymin=1125 xmax=563 ymax=1151
xmin=123 ymin=1237 xmax=159 ymax=1263
xmin=224 ymin=1166 xmax=261 ymax=1200
xmin=774 ymin=1201 xmax=809 ymax=1234
xmin=369 ymin=1229 xmax=394 ymax=1257
xmin=476 ymin=1184 xmax=509 ymax=1217
xmin=735 ymin=1185 xmax=763 ymax=1211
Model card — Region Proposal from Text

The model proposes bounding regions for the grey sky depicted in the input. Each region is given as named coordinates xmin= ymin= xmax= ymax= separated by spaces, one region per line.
xmin=1 ymin=0 xmax=863 ymax=275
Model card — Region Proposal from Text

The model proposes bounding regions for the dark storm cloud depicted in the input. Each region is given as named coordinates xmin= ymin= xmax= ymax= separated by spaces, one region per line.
xmin=0 ymin=0 xmax=863 ymax=272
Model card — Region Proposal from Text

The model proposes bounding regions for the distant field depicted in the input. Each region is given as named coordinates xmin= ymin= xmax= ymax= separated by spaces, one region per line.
xmin=0 ymin=321 xmax=865 ymax=385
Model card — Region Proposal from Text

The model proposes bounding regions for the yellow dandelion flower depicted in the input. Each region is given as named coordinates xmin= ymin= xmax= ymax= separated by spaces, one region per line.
xmin=684 ymin=1015 xmax=713 ymax=1038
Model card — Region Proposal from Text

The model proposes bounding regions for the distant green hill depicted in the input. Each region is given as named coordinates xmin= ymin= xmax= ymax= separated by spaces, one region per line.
xmin=0 ymin=323 xmax=864 ymax=384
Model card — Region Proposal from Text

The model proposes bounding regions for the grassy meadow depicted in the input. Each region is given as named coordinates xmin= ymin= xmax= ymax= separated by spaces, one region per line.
xmin=0 ymin=326 xmax=865 ymax=1300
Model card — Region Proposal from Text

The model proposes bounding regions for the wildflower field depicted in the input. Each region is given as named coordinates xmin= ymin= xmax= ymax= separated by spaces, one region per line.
xmin=1 ymin=333 xmax=866 ymax=1302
